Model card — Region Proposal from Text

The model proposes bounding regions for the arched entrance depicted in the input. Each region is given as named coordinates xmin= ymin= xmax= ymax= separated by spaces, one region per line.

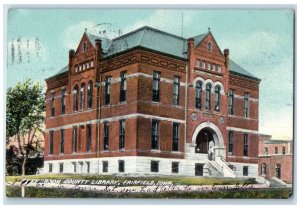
xmin=191 ymin=121 xmax=226 ymax=158
xmin=195 ymin=128 xmax=214 ymax=154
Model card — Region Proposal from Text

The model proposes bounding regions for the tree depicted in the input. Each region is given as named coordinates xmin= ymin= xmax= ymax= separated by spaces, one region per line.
xmin=6 ymin=79 xmax=45 ymax=176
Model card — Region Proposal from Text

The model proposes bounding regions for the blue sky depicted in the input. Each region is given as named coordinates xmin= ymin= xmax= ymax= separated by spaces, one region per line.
xmin=6 ymin=9 xmax=294 ymax=139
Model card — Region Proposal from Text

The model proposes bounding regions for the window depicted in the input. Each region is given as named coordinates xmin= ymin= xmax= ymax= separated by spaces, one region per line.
xmin=282 ymin=147 xmax=286 ymax=155
xmin=212 ymin=65 xmax=216 ymax=71
xmin=118 ymin=160 xmax=125 ymax=172
xmin=217 ymin=65 xmax=222 ymax=73
xmin=80 ymin=83 xmax=85 ymax=110
xmin=49 ymin=163 xmax=53 ymax=173
xmin=243 ymin=134 xmax=248 ymax=156
xmin=61 ymin=89 xmax=66 ymax=115
xmin=214 ymin=85 xmax=221 ymax=112
xmin=59 ymin=163 xmax=64 ymax=173
xmin=205 ymin=83 xmax=212 ymax=110
xmin=275 ymin=147 xmax=278 ymax=154
xmin=228 ymin=131 xmax=234 ymax=155
xmin=50 ymin=93 xmax=55 ymax=117
xmin=119 ymin=120 xmax=125 ymax=149
xmin=151 ymin=120 xmax=159 ymax=150
xmin=86 ymin=124 xmax=92 ymax=152
xmin=104 ymin=121 xmax=109 ymax=151
xmin=172 ymin=162 xmax=179 ymax=174
xmin=72 ymin=162 xmax=77 ymax=173
xmin=243 ymin=166 xmax=248 ymax=176
xmin=173 ymin=76 xmax=180 ymax=105
xmin=207 ymin=42 xmax=212 ymax=52
xmin=207 ymin=63 xmax=211 ymax=71
xmin=244 ymin=93 xmax=250 ymax=118
xmin=102 ymin=161 xmax=108 ymax=173
xmin=228 ymin=89 xmax=234 ymax=115
xmin=120 ymin=72 xmax=127 ymax=102
xmin=73 ymin=85 xmax=79 ymax=111
xmin=72 ymin=127 xmax=77 ymax=153
xmin=151 ymin=161 xmax=159 ymax=172
xmin=261 ymin=163 xmax=267 ymax=175
xmin=195 ymin=81 xmax=202 ymax=109
xmin=202 ymin=61 xmax=206 ymax=69
xmin=49 ymin=130 xmax=53 ymax=155
xmin=60 ymin=129 xmax=64 ymax=154
xmin=152 ymin=71 xmax=160 ymax=102
xmin=105 ymin=77 xmax=112 ymax=105
xmin=195 ymin=59 xmax=201 ymax=67
xmin=87 ymin=81 xmax=93 ymax=109
xmin=172 ymin=123 xmax=179 ymax=151
xmin=264 ymin=147 xmax=269 ymax=155
xmin=83 ymin=42 xmax=87 ymax=52
xmin=86 ymin=162 xmax=90 ymax=173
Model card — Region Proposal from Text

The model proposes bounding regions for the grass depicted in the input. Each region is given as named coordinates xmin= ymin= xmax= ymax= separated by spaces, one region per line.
xmin=6 ymin=185 xmax=292 ymax=199
xmin=5 ymin=174 xmax=256 ymax=186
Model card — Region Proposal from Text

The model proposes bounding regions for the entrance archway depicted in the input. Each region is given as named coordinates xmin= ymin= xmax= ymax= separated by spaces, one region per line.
xmin=191 ymin=121 xmax=225 ymax=158
xmin=195 ymin=128 xmax=214 ymax=154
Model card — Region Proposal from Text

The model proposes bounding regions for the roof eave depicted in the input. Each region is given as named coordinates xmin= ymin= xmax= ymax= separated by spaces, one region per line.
xmin=229 ymin=71 xmax=261 ymax=82
xmin=45 ymin=71 xmax=68 ymax=81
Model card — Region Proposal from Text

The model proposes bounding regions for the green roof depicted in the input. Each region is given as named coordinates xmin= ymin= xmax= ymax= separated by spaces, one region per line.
xmin=229 ymin=60 xmax=260 ymax=81
xmin=47 ymin=26 xmax=260 ymax=81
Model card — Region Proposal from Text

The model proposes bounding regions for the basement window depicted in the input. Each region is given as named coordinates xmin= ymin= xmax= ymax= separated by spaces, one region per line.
xmin=243 ymin=166 xmax=248 ymax=176
xmin=118 ymin=160 xmax=125 ymax=172
xmin=151 ymin=161 xmax=159 ymax=172
xmin=102 ymin=161 xmax=108 ymax=173
xmin=172 ymin=162 xmax=179 ymax=174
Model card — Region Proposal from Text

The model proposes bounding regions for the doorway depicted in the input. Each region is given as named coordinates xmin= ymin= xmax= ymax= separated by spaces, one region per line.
xmin=195 ymin=163 xmax=204 ymax=176
xmin=275 ymin=164 xmax=281 ymax=179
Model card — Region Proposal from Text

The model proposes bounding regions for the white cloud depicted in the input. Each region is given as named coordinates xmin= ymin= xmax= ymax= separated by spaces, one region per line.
xmin=123 ymin=10 xmax=197 ymax=37
xmin=220 ymin=31 xmax=279 ymax=65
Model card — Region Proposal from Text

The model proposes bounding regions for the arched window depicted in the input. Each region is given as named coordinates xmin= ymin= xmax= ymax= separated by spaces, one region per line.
xmin=214 ymin=85 xmax=221 ymax=112
xmin=205 ymin=83 xmax=212 ymax=110
xmin=87 ymin=81 xmax=93 ymax=109
xmin=80 ymin=83 xmax=85 ymax=110
xmin=83 ymin=42 xmax=87 ymax=52
xmin=195 ymin=81 xmax=202 ymax=109
xmin=207 ymin=42 xmax=212 ymax=52
xmin=73 ymin=85 xmax=79 ymax=112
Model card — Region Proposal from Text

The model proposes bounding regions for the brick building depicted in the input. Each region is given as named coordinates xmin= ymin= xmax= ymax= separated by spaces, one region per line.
xmin=258 ymin=134 xmax=293 ymax=183
xmin=42 ymin=26 xmax=261 ymax=177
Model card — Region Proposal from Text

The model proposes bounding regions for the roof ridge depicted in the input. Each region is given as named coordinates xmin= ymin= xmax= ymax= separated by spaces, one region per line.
xmin=112 ymin=26 xmax=187 ymax=42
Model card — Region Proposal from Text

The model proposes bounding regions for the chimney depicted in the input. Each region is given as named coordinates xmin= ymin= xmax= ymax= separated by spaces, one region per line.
xmin=224 ymin=48 xmax=229 ymax=68
xmin=95 ymin=39 xmax=102 ymax=61
xmin=69 ymin=49 xmax=75 ymax=60
xmin=95 ymin=39 xmax=102 ymax=82
xmin=187 ymin=38 xmax=195 ymax=84
xmin=68 ymin=49 xmax=75 ymax=88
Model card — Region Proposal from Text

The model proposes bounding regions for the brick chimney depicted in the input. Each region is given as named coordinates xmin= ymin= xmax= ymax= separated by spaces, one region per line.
xmin=68 ymin=49 xmax=75 ymax=85
xmin=95 ymin=39 xmax=102 ymax=61
xmin=224 ymin=48 xmax=229 ymax=68
xmin=187 ymin=38 xmax=195 ymax=84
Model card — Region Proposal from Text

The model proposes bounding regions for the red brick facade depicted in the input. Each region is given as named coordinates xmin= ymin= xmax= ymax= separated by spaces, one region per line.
xmin=44 ymin=26 xmax=261 ymax=176
xmin=258 ymin=135 xmax=293 ymax=183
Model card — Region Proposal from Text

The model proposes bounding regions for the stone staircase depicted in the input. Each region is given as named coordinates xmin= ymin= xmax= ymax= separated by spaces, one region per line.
xmin=269 ymin=177 xmax=288 ymax=188
xmin=204 ymin=156 xmax=236 ymax=178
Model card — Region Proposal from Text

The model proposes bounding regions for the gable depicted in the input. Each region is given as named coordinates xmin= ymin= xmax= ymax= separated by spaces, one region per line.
xmin=73 ymin=32 xmax=96 ymax=57
xmin=194 ymin=32 xmax=224 ymax=61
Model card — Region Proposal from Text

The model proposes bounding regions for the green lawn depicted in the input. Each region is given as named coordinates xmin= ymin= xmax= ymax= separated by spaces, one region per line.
xmin=6 ymin=174 xmax=256 ymax=186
